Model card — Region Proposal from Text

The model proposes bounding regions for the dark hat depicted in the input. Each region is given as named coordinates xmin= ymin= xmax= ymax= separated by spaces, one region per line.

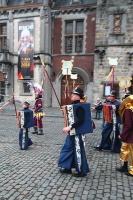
xmin=122 ymin=92 xmax=132 ymax=101
xmin=109 ymin=90 xmax=117 ymax=98
xmin=71 ymin=87 xmax=84 ymax=99
xmin=23 ymin=101 xmax=30 ymax=107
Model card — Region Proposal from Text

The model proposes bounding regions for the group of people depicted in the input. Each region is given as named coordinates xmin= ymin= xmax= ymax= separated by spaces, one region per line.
xmin=18 ymin=85 xmax=133 ymax=177
xmin=58 ymin=87 xmax=133 ymax=177
xmin=18 ymin=91 xmax=44 ymax=150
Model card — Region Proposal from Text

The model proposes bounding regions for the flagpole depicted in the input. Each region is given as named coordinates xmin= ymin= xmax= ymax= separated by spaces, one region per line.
xmin=13 ymin=94 xmax=17 ymax=117
xmin=112 ymin=66 xmax=114 ymax=90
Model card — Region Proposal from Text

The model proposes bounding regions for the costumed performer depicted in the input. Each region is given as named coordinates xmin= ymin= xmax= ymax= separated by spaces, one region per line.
xmin=94 ymin=90 xmax=121 ymax=153
xmin=18 ymin=101 xmax=33 ymax=150
xmin=58 ymin=87 xmax=90 ymax=177
xmin=32 ymin=83 xmax=45 ymax=135
xmin=116 ymin=94 xmax=133 ymax=177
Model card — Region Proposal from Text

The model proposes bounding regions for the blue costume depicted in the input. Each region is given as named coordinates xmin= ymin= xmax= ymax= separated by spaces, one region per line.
xmin=18 ymin=106 xmax=34 ymax=150
xmin=58 ymin=100 xmax=90 ymax=175
xmin=98 ymin=100 xmax=121 ymax=153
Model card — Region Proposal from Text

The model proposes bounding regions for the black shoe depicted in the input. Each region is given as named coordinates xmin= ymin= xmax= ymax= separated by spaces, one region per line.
xmin=94 ymin=146 xmax=102 ymax=151
xmin=116 ymin=166 xmax=128 ymax=173
xmin=125 ymin=172 xmax=133 ymax=177
xmin=73 ymin=172 xmax=86 ymax=177
xmin=32 ymin=131 xmax=38 ymax=134
xmin=59 ymin=168 xmax=72 ymax=174
xmin=37 ymin=132 xmax=44 ymax=135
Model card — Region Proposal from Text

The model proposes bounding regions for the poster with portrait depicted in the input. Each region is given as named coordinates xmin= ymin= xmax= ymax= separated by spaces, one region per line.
xmin=18 ymin=21 xmax=34 ymax=79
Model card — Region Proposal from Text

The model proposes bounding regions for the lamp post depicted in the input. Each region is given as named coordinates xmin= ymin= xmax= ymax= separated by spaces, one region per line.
xmin=108 ymin=57 xmax=118 ymax=90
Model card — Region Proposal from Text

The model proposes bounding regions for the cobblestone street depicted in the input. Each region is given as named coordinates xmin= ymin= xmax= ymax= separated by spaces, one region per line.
xmin=0 ymin=108 xmax=133 ymax=200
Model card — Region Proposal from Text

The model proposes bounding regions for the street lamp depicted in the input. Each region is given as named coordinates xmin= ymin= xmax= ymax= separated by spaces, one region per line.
xmin=94 ymin=49 xmax=106 ymax=65
xmin=108 ymin=57 xmax=118 ymax=90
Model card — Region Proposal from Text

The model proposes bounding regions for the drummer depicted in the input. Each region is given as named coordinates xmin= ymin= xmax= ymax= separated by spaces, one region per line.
xmin=94 ymin=90 xmax=121 ymax=153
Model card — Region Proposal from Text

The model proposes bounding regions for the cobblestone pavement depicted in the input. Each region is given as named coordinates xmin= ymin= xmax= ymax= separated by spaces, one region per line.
xmin=0 ymin=107 xmax=133 ymax=200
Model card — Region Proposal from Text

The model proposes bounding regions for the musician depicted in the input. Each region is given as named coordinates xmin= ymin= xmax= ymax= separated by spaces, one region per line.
xmin=116 ymin=94 xmax=133 ymax=177
xmin=58 ymin=87 xmax=90 ymax=177
xmin=94 ymin=90 xmax=121 ymax=153
xmin=18 ymin=101 xmax=33 ymax=150
xmin=32 ymin=92 xmax=44 ymax=135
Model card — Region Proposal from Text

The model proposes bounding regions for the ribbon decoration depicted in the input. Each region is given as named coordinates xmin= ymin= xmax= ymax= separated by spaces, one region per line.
xmin=105 ymin=66 xmax=114 ymax=89
xmin=105 ymin=67 xmax=114 ymax=82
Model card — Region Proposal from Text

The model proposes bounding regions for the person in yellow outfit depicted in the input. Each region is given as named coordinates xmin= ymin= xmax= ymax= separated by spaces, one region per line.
xmin=116 ymin=94 xmax=133 ymax=177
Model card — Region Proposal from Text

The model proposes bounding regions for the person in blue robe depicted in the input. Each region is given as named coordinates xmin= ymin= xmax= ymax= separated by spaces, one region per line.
xmin=58 ymin=87 xmax=90 ymax=177
xmin=19 ymin=101 xmax=33 ymax=150
xmin=94 ymin=90 xmax=121 ymax=153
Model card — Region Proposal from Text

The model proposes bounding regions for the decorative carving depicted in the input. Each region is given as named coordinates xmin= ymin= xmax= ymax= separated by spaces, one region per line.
xmin=9 ymin=11 xmax=13 ymax=22
xmin=40 ymin=7 xmax=44 ymax=19
xmin=113 ymin=14 xmax=122 ymax=34
xmin=44 ymin=6 xmax=48 ymax=19
xmin=110 ymin=7 xmax=126 ymax=15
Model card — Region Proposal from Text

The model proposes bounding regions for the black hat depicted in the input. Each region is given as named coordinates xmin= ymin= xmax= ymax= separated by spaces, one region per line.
xmin=23 ymin=101 xmax=30 ymax=107
xmin=109 ymin=90 xmax=117 ymax=98
xmin=71 ymin=87 xmax=84 ymax=99
xmin=122 ymin=92 xmax=132 ymax=101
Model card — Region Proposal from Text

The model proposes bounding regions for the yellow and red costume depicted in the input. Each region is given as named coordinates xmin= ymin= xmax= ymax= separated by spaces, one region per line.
xmin=118 ymin=95 xmax=133 ymax=176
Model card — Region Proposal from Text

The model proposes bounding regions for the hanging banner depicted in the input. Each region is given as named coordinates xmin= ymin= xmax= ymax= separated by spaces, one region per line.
xmin=18 ymin=21 xmax=34 ymax=79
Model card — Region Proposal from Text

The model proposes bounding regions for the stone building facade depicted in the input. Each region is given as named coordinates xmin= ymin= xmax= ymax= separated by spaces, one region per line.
xmin=0 ymin=0 xmax=97 ymax=107
xmin=51 ymin=0 xmax=97 ymax=106
xmin=0 ymin=0 xmax=52 ymax=107
xmin=1 ymin=0 xmax=133 ymax=107
xmin=94 ymin=0 xmax=133 ymax=102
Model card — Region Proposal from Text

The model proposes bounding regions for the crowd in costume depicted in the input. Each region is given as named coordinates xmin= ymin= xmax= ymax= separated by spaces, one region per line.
xmin=4 ymin=73 xmax=132 ymax=178
xmin=58 ymin=87 xmax=93 ymax=177
xmin=94 ymin=90 xmax=121 ymax=153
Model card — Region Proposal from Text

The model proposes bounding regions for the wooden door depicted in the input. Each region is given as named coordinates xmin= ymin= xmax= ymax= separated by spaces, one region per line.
xmin=61 ymin=74 xmax=84 ymax=106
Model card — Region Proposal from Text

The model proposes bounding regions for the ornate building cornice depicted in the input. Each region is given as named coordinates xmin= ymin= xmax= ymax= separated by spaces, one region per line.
xmin=0 ymin=3 xmax=43 ymax=14
xmin=51 ymin=5 xmax=96 ymax=16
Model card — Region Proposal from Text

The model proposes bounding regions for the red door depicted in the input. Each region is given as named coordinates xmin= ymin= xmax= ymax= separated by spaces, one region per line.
xmin=61 ymin=74 xmax=85 ymax=106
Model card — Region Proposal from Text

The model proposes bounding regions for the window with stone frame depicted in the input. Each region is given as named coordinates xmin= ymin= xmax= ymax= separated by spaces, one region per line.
xmin=23 ymin=82 xmax=30 ymax=93
xmin=65 ymin=20 xmax=84 ymax=53
xmin=0 ymin=24 xmax=7 ymax=52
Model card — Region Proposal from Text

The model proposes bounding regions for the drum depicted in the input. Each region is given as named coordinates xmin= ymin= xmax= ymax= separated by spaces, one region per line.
xmin=103 ymin=104 xmax=112 ymax=123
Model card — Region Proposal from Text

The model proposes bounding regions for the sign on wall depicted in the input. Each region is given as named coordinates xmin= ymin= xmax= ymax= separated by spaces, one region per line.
xmin=18 ymin=21 xmax=34 ymax=79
